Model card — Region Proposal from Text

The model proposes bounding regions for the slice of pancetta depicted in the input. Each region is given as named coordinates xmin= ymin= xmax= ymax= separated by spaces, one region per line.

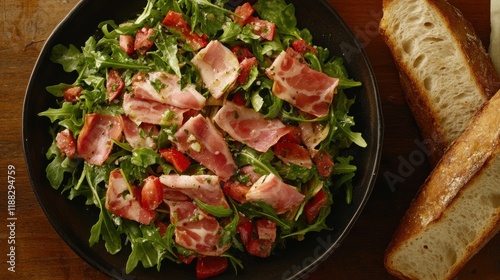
xmin=299 ymin=120 xmax=330 ymax=157
xmin=77 ymin=113 xmax=123 ymax=166
xmin=105 ymin=169 xmax=156 ymax=225
xmin=245 ymin=174 xmax=305 ymax=214
xmin=174 ymin=115 xmax=237 ymax=181
xmin=191 ymin=40 xmax=240 ymax=99
xmin=121 ymin=115 xmax=158 ymax=150
xmin=132 ymin=72 xmax=206 ymax=110
xmin=165 ymin=200 xmax=230 ymax=256
xmin=213 ymin=101 xmax=291 ymax=152
xmin=122 ymin=93 xmax=187 ymax=127
xmin=266 ymin=49 xmax=339 ymax=117
xmin=159 ymin=174 xmax=229 ymax=208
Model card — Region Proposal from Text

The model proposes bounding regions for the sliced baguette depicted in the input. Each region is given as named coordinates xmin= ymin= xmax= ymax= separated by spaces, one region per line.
xmin=384 ymin=88 xmax=500 ymax=280
xmin=379 ymin=0 xmax=500 ymax=165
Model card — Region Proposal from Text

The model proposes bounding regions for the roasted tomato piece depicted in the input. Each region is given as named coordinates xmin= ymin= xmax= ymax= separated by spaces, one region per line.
xmin=162 ymin=10 xmax=207 ymax=51
xmin=196 ymin=256 xmax=228 ymax=279
xmin=237 ymin=57 xmax=258 ymax=84
xmin=141 ymin=176 xmax=163 ymax=211
xmin=272 ymin=140 xmax=312 ymax=168
xmin=291 ymin=39 xmax=318 ymax=54
xmin=280 ymin=126 xmax=302 ymax=144
xmin=63 ymin=86 xmax=82 ymax=103
xmin=313 ymin=150 xmax=334 ymax=178
xmin=223 ymin=181 xmax=251 ymax=204
xmin=246 ymin=238 xmax=273 ymax=258
xmin=106 ymin=69 xmax=124 ymax=101
xmin=159 ymin=148 xmax=191 ymax=172
xmin=154 ymin=220 xmax=169 ymax=237
xmin=231 ymin=45 xmax=255 ymax=62
xmin=231 ymin=91 xmax=246 ymax=106
xmin=55 ymin=128 xmax=76 ymax=158
xmin=304 ymin=189 xmax=328 ymax=224
xmin=134 ymin=26 xmax=155 ymax=55
xmin=248 ymin=17 xmax=276 ymax=41
xmin=232 ymin=2 xmax=255 ymax=26
xmin=237 ymin=218 xmax=253 ymax=246
xmin=255 ymin=219 xmax=277 ymax=242
xmin=119 ymin=34 xmax=135 ymax=55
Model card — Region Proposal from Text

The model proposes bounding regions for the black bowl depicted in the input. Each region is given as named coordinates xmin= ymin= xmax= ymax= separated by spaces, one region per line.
xmin=23 ymin=0 xmax=383 ymax=279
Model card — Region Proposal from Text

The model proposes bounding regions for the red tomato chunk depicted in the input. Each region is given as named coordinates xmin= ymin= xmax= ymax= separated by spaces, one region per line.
xmin=305 ymin=189 xmax=328 ymax=224
xmin=160 ymin=148 xmax=192 ymax=172
xmin=196 ymin=256 xmax=228 ymax=279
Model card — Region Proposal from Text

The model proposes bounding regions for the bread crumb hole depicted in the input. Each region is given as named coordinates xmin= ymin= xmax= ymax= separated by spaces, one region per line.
xmin=402 ymin=41 xmax=412 ymax=54
xmin=423 ymin=22 xmax=434 ymax=28
xmin=424 ymin=77 xmax=433 ymax=90
xmin=413 ymin=54 xmax=426 ymax=68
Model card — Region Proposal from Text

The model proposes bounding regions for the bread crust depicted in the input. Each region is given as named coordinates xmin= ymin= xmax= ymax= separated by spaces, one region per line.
xmin=380 ymin=0 xmax=500 ymax=165
xmin=384 ymin=89 xmax=500 ymax=279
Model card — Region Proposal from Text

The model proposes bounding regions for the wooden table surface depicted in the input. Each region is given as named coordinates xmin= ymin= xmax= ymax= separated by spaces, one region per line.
xmin=1 ymin=0 xmax=499 ymax=279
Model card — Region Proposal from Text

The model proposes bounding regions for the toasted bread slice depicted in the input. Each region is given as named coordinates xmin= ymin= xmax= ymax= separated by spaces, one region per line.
xmin=379 ymin=0 xmax=500 ymax=165
xmin=384 ymin=88 xmax=500 ymax=280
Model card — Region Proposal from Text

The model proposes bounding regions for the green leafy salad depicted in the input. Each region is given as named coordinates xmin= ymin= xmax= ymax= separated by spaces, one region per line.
xmin=39 ymin=0 xmax=366 ymax=278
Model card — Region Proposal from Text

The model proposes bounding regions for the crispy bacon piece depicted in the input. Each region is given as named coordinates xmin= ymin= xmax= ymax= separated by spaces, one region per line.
xmin=105 ymin=170 xmax=156 ymax=224
xmin=160 ymin=174 xmax=229 ymax=208
xmin=299 ymin=120 xmax=330 ymax=156
xmin=165 ymin=200 xmax=230 ymax=256
xmin=266 ymin=49 xmax=339 ymax=117
xmin=132 ymin=72 xmax=206 ymax=110
xmin=122 ymin=93 xmax=187 ymax=126
xmin=56 ymin=128 xmax=76 ymax=158
xmin=245 ymin=174 xmax=305 ymax=214
xmin=213 ymin=101 xmax=291 ymax=152
xmin=77 ymin=113 xmax=122 ymax=166
xmin=174 ymin=115 xmax=237 ymax=180
xmin=191 ymin=40 xmax=240 ymax=99
xmin=121 ymin=115 xmax=158 ymax=150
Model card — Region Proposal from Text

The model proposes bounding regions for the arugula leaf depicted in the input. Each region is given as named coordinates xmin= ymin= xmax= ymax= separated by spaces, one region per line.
xmin=122 ymin=220 xmax=178 ymax=273
xmin=194 ymin=199 xmax=233 ymax=217
xmin=51 ymin=44 xmax=84 ymax=73
xmin=84 ymin=164 xmax=122 ymax=254
xmin=332 ymin=91 xmax=367 ymax=148
xmin=237 ymin=201 xmax=293 ymax=232
xmin=45 ymin=139 xmax=77 ymax=189
xmin=38 ymin=102 xmax=81 ymax=123
xmin=254 ymin=0 xmax=301 ymax=38
xmin=281 ymin=187 xmax=333 ymax=238
xmin=235 ymin=147 xmax=280 ymax=178
xmin=154 ymin=31 xmax=182 ymax=77
xmin=131 ymin=147 xmax=160 ymax=168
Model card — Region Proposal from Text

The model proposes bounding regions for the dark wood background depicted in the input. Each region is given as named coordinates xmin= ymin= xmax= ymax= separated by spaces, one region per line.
xmin=1 ymin=0 xmax=498 ymax=279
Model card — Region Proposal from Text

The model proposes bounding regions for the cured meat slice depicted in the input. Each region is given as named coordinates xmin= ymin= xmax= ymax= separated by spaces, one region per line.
xmin=132 ymin=72 xmax=206 ymax=110
xmin=159 ymin=174 xmax=229 ymax=208
xmin=105 ymin=169 xmax=156 ymax=225
xmin=299 ymin=120 xmax=330 ymax=156
xmin=122 ymin=93 xmax=186 ymax=127
xmin=77 ymin=113 xmax=122 ymax=166
xmin=121 ymin=115 xmax=158 ymax=150
xmin=174 ymin=115 xmax=237 ymax=180
xmin=245 ymin=174 xmax=305 ymax=214
xmin=191 ymin=40 xmax=240 ymax=99
xmin=266 ymin=50 xmax=339 ymax=117
xmin=213 ymin=101 xmax=291 ymax=152
xmin=165 ymin=200 xmax=230 ymax=256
